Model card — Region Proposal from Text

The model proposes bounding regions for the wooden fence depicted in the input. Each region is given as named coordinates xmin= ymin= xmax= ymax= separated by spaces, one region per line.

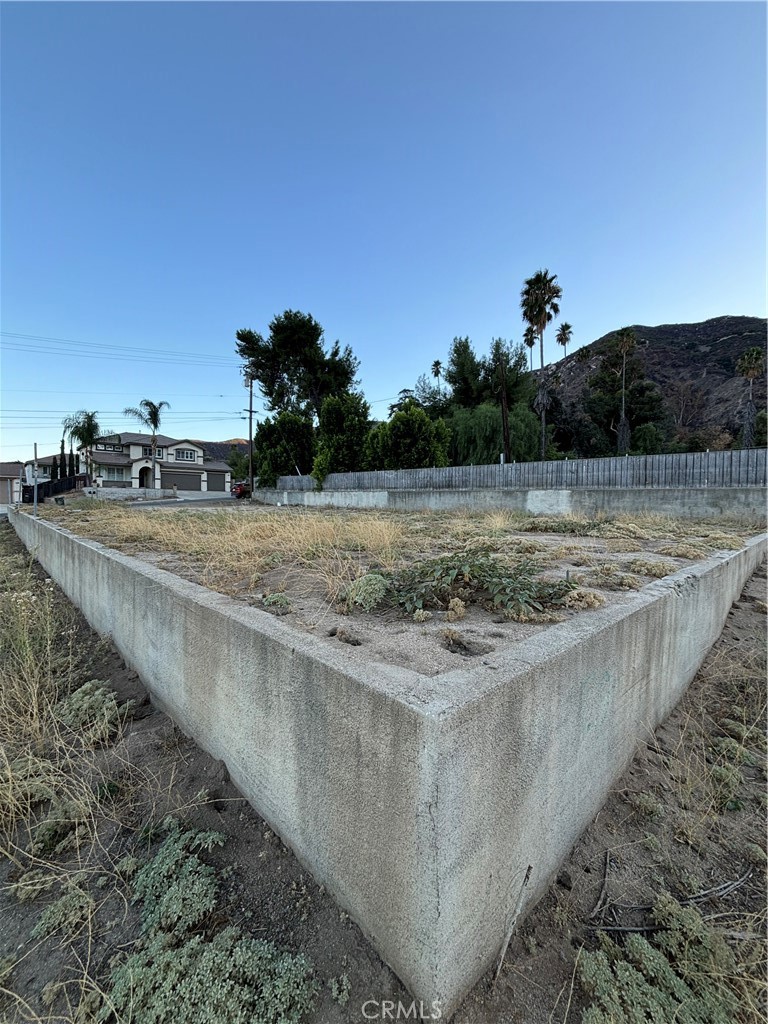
xmin=276 ymin=449 xmax=767 ymax=492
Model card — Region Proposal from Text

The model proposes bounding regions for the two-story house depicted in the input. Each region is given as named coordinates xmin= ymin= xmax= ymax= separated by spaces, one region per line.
xmin=87 ymin=433 xmax=232 ymax=492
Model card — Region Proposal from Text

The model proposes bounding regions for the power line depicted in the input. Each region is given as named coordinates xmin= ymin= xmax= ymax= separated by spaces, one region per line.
xmin=2 ymin=342 xmax=239 ymax=368
xmin=2 ymin=389 xmax=245 ymax=398
xmin=2 ymin=331 xmax=239 ymax=365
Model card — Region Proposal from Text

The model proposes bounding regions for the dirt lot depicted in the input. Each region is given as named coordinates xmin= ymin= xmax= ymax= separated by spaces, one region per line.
xmin=1 ymin=517 xmax=765 ymax=1023
xmin=32 ymin=501 xmax=760 ymax=675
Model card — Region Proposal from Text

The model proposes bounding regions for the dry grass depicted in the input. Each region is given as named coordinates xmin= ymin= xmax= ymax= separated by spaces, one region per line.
xmin=0 ymin=525 xmax=220 ymax=1022
xmin=33 ymin=502 xmax=760 ymax=616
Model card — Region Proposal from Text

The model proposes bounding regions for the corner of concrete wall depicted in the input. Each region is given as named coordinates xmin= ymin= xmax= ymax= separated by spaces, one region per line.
xmin=8 ymin=508 xmax=766 ymax=1015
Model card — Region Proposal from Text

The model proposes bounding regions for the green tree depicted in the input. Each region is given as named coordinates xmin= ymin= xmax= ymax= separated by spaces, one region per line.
xmin=226 ymin=446 xmax=249 ymax=480
xmin=556 ymin=321 xmax=573 ymax=358
xmin=631 ymin=423 xmax=664 ymax=455
xmin=431 ymin=359 xmax=443 ymax=396
xmin=252 ymin=412 xmax=315 ymax=488
xmin=68 ymin=448 xmax=76 ymax=478
xmin=312 ymin=392 xmax=371 ymax=483
xmin=520 ymin=269 xmax=563 ymax=459
xmin=386 ymin=402 xmax=449 ymax=469
xmin=62 ymin=411 xmax=102 ymax=478
xmin=364 ymin=402 xmax=449 ymax=471
xmin=236 ymin=311 xmax=359 ymax=421
xmin=59 ymin=437 xmax=67 ymax=479
xmin=445 ymin=336 xmax=484 ymax=408
xmin=581 ymin=335 xmax=665 ymax=455
xmin=614 ymin=327 xmax=636 ymax=454
xmin=414 ymin=374 xmax=446 ymax=418
xmin=362 ymin=422 xmax=389 ymax=471
xmin=445 ymin=402 xmax=539 ymax=465
xmin=480 ymin=341 xmax=531 ymax=407
xmin=755 ymin=409 xmax=767 ymax=447
xmin=50 ymin=455 xmax=59 ymax=482
xmin=388 ymin=389 xmax=419 ymax=416
xmin=736 ymin=346 xmax=765 ymax=448
xmin=123 ymin=399 xmax=170 ymax=487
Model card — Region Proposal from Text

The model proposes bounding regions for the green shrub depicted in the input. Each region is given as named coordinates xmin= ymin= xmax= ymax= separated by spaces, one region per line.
xmin=388 ymin=549 xmax=574 ymax=618
xmin=101 ymin=819 xmax=318 ymax=1024
xmin=105 ymin=927 xmax=317 ymax=1024
xmin=131 ymin=819 xmax=225 ymax=936
xmin=32 ymin=883 xmax=94 ymax=939
xmin=579 ymin=895 xmax=745 ymax=1024
xmin=55 ymin=679 xmax=129 ymax=744
xmin=345 ymin=574 xmax=389 ymax=613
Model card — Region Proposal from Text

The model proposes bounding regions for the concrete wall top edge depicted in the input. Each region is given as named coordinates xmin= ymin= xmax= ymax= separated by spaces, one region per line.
xmin=432 ymin=534 xmax=767 ymax=712
xmin=10 ymin=510 xmax=766 ymax=724
xmin=9 ymin=510 xmax=440 ymax=717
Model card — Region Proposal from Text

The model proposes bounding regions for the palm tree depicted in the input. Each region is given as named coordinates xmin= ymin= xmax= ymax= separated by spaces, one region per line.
xmin=62 ymin=411 xmax=102 ymax=479
xmin=523 ymin=325 xmax=536 ymax=372
xmin=615 ymin=327 xmax=636 ymax=454
xmin=520 ymin=269 xmax=562 ymax=459
xmin=556 ymin=322 xmax=573 ymax=358
xmin=431 ymin=359 xmax=443 ymax=397
xmin=736 ymin=347 xmax=765 ymax=448
xmin=123 ymin=399 xmax=170 ymax=487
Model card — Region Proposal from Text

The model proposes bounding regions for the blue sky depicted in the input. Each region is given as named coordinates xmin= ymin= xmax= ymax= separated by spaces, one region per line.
xmin=1 ymin=1 xmax=765 ymax=460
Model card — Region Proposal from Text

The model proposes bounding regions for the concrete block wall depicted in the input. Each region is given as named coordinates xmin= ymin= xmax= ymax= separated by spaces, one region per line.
xmin=9 ymin=508 xmax=766 ymax=1013
xmin=257 ymin=485 xmax=766 ymax=519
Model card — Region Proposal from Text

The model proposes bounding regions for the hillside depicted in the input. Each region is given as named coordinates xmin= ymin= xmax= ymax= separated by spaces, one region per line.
xmin=550 ymin=315 xmax=766 ymax=439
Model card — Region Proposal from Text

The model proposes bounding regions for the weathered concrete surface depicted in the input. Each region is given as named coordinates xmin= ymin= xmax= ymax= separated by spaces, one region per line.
xmin=258 ymin=485 xmax=766 ymax=519
xmin=86 ymin=487 xmax=231 ymax=502
xmin=9 ymin=508 xmax=766 ymax=1014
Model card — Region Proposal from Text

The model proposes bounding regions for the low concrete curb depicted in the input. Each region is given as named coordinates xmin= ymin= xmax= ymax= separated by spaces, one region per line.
xmin=8 ymin=508 xmax=766 ymax=1013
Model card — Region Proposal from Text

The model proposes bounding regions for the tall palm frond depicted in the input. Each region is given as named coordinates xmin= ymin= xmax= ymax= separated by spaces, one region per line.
xmin=123 ymin=399 xmax=171 ymax=487
xmin=520 ymin=269 xmax=563 ymax=458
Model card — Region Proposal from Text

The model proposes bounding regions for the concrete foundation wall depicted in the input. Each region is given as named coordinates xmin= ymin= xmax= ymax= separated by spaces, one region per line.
xmin=258 ymin=485 xmax=766 ymax=519
xmin=85 ymin=487 xmax=225 ymax=502
xmin=9 ymin=508 xmax=766 ymax=1013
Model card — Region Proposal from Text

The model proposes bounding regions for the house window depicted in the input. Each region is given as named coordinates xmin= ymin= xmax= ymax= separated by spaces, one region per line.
xmin=174 ymin=449 xmax=196 ymax=462
xmin=142 ymin=446 xmax=164 ymax=459
xmin=95 ymin=443 xmax=123 ymax=452
xmin=104 ymin=466 xmax=127 ymax=480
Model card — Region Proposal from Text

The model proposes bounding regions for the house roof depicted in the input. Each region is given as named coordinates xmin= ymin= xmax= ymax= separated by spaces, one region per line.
xmin=23 ymin=454 xmax=64 ymax=468
xmin=0 ymin=461 xmax=24 ymax=478
xmin=94 ymin=432 xmax=180 ymax=448
xmin=90 ymin=452 xmax=133 ymax=467
xmin=87 ymin=433 xmax=234 ymax=463
xmin=89 ymin=451 xmax=230 ymax=472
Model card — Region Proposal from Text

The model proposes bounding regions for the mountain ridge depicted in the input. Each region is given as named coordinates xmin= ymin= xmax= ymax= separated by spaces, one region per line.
xmin=549 ymin=314 xmax=766 ymax=439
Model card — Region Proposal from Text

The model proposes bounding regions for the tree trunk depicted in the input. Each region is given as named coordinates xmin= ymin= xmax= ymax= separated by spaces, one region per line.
xmin=743 ymin=379 xmax=756 ymax=448
xmin=539 ymin=328 xmax=546 ymax=460
xmin=617 ymin=354 xmax=631 ymax=454
xmin=498 ymin=352 xmax=511 ymax=464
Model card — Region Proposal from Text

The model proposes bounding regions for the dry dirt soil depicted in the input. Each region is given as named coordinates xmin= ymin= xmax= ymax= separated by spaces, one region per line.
xmin=0 ymin=522 xmax=765 ymax=1024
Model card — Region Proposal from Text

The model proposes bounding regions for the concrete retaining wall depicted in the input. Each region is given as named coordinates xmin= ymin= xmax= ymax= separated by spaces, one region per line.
xmin=85 ymin=487 xmax=228 ymax=502
xmin=9 ymin=507 xmax=766 ymax=1014
xmin=257 ymin=485 xmax=766 ymax=519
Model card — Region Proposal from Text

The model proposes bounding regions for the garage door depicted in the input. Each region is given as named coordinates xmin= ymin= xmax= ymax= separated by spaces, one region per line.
xmin=207 ymin=471 xmax=225 ymax=491
xmin=160 ymin=471 xmax=202 ymax=491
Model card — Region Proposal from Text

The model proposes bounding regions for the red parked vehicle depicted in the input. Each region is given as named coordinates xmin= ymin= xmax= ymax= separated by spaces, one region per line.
xmin=231 ymin=481 xmax=251 ymax=499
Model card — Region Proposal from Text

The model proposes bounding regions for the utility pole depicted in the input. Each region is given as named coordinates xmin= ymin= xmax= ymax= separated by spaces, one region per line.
xmin=247 ymin=371 xmax=254 ymax=500
xmin=241 ymin=368 xmax=255 ymax=499
xmin=33 ymin=442 xmax=39 ymax=518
